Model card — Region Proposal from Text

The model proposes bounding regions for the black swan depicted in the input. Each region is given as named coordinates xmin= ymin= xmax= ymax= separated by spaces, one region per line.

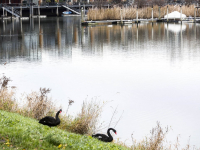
xmin=39 ymin=109 xmax=62 ymax=127
xmin=92 ymin=128 xmax=117 ymax=142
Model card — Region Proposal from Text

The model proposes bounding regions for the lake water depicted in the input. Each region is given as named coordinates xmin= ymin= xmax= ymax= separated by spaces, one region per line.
xmin=1 ymin=16 xmax=200 ymax=148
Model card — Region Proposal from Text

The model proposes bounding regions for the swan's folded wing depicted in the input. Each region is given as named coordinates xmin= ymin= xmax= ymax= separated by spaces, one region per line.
xmin=39 ymin=116 xmax=55 ymax=124
xmin=92 ymin=134 xmax=108 ymax=140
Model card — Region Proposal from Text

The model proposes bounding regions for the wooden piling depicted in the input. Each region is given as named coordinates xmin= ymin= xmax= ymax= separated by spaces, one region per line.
xmin=136 ymin=6 xmax=138 ymax=24
xmin=38 ymin=5 xmax=40 ymax=16
xmin=151 ymin=6 xmax=153 ymax=23
xmin=32 ymin=5 xmax=33 ymax=17
xmin=180 ymin=5 xmax=182 ymax=23
xmin=20 ymin=6 xmax=22 ymax=17
xmin=158 ymin=6 xmax=161 ymax=20
xmin=84 ymin=4 xmax=85 ymax=18
xmin=56 ymin=4 xmax=58 ymax=16
xmin=12 ymin=7 xmax=13 ymax=19
xmin=30 ymin=5 xmax=31 ymax=18
xmin=81 ymin=7 xmax=84 ymax=23
xmin=3 ymin=7 xmax=4 ymax=16
xmin=167 ymin=5 xmax=168 ymax=22
xmin=120 ymin=8 xmax=123 ymax=24
xmin=194 ymin=7 xmax=196 ymax=23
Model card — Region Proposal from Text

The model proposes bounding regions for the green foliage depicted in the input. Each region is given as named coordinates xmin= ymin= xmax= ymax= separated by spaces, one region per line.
xmin=0 ymin=110 xmax=129 ymax=150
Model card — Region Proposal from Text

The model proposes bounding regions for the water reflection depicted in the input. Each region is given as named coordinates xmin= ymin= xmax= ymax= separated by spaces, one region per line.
xmin=165 ymin=23 xmax=186 ymax=33
xmin=1 ymin=17 xmax=200 ymax=64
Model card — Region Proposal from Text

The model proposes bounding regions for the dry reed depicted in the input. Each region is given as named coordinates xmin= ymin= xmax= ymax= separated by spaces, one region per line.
xmin=59 ymin=100 xmax=104 ymax=135
xmin=0 ymin=76 xmax=16 ymax=112
xmin=131 ymin=122 xmax=168 ymax=150
xmin=87 ymin=5 xmax=198 ymax=21
xmin=21 ymin=88 xmax=57 ymax=119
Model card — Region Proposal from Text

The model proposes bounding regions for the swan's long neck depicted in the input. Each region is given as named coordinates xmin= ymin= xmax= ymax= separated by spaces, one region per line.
xmin=107 ymin=128 xmax=113 ymax=138
xmin=55 ymin=111 xmax=60 ymax=120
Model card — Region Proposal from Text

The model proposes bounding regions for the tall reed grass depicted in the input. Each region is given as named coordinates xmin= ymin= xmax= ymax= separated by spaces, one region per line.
xmin=131 ymin=122 xmax=168 ymax=150
xmin=59 ymin=100 xmax=104 ymax=135
xmin=0 ymin=76 xmax=16 ymax=112
xmin=87 ymin=5 xmax=200 ymax=21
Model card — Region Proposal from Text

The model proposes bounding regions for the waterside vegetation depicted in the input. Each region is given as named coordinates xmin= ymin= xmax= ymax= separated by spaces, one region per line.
xmin=0 ymin=75 xmax=199 ymax=149
xmin=87 ymin=5 xmax=199 ymax=21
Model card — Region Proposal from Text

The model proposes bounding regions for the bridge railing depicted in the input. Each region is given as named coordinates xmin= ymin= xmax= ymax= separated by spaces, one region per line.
xmin=2 ymin=3 xmax=20 ymax=17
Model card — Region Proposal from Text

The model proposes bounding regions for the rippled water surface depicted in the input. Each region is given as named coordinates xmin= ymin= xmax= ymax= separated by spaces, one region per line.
xmin=1 ymin=17 xmax=200 ymax=148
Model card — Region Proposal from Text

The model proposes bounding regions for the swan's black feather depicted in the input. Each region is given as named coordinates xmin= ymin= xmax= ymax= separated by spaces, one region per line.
xmin=92 ymin=128 xmax=116 ymax=142
xmin=39 ymin=109 xmax=62 ymax=127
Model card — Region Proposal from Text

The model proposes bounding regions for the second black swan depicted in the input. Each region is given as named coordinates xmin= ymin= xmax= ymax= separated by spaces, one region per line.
xmin=39 ymin=109 xmax=62 ymax=127
xmin=92 ymin=128 xmax=117 ymax=142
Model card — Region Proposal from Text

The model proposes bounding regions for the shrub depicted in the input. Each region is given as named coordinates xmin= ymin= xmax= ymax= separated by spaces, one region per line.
xmin=59 ymin=100 xmax=104 ymax=135
xmin=22 ymin=88 xmax=57 ymax=120
xmin=0 ymin=76 xmax=17 ymax=112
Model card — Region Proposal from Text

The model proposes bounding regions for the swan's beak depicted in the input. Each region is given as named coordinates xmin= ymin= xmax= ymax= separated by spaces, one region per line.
xmin=115 ymin=132 xmax=117 ymax=135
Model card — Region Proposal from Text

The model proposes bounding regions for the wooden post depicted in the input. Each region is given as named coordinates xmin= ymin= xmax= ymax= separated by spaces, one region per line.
xmin=30 ymin=4 xmax=31 ymax=18
xmin=56 ymin=4 xmax=58 ymax=16
xmin=81 ymin=7 xmax=84 ymax=22
xmin=84 ymin=4 xmax=85 ymax=18
xmin=3 ymin=7 xmax=4 ymax=16
xmin=108 ymin=4 xmax=109 ymax=9
xmin=152 ymin=5 xmax=153 ymax=23
xmin=194 ymin=7 xmax=196 ymax=23
xmin=180 ymin=5 xmax=182 ymax=23
xmin=30 ymin=5 xmax=33 ymax=18
xmin=136 ymin=6 xmax=138 ymax=24
xmin=120 ymin=8 xmax=123 ymax=24
xmin=3 ymin=20 xmax=5 ymax=32
xmin=20 ymin=6 xmax=22 ymax=17
xmin=32 ymin=5 xmax=33 ymax=17
xmin=12 ymin=7 xmax=13 ymax=19
xmin=38 ymin=5 xmax=40 ymax=16
xmin=167 ymin=5 xmax=168 ymax=23
xmin=158 ymin=6 xmax=161 ymax=20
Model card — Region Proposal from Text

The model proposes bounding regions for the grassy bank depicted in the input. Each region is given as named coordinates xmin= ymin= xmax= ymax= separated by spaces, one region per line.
xmin=0 ymin=110 xmax=128 ymax=150
xmin=87 ymin=5 xmax=199 ymax=21
xmin=1 ymin=75 xmax=199 ymax=150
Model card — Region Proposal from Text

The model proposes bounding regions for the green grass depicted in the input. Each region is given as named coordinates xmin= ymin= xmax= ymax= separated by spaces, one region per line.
xmin=0 ymin=110 xmax=129 ymax=150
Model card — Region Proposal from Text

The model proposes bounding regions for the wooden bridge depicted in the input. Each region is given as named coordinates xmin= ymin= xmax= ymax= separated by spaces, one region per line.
xmin=0 ymin=4 xmax=108 ymax=19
